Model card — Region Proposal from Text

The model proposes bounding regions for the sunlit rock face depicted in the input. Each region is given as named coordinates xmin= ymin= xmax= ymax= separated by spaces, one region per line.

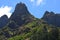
xmin=42 ymin=11 xmax=60 ymax=27
xmin=0 ymin=15 xmax=8 ymax=28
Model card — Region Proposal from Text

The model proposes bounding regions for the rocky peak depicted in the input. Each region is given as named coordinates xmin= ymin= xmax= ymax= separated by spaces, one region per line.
xmin=42 ymin=11 xmax=60 ymax=27
xmin=0 ymin=15 xmax=8 ymax=28
xmin=15 ymin=2 xmax=27 ymax=12
xmin=10 ymin=2 xmax=34 ymax=27
xmin=43 ymin=11 xmax=55 ymax=18
xmin=0 ymin=15 xmax=8 ymax=19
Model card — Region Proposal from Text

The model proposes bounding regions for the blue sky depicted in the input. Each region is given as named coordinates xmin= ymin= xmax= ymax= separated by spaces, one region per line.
xmin=0 ymin=0 xmax=60 ymax=18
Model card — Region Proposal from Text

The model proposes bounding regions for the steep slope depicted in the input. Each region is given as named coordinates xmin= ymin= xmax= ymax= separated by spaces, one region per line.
xmin=10 ymin=2 xmax=35 ymax=27
xmin=0 ymin=2 xmax=60 ymax=40
xmin=8 ymin=19 xmax=60 ymax=40
xmin=42 ymin=11 xmax=60 ymax=27
xmin=0 ymin=15 xmax=8 ymax=28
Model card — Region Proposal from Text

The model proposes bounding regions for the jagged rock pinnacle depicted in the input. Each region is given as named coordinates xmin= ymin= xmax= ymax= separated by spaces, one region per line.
xmin=10 ymin=2 xmax=34 ymax=27
xmin=0 ymin=15 xmax=8 ymax=28
xmin=42 ymin=11 xmax=60 ymax=27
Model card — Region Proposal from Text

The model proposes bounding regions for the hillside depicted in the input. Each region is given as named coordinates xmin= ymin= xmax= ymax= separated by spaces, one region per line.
xmin=0 ymin=2 xmax=60 ymax=40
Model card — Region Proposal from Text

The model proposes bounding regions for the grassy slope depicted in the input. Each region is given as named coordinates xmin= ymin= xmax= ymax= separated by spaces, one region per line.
xmin=8 ymin=19 xmax=60 ymax=40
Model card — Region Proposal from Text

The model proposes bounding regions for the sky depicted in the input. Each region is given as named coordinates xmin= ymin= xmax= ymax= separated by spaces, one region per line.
xmin=0 ymin=0 xmax=60 ymax=18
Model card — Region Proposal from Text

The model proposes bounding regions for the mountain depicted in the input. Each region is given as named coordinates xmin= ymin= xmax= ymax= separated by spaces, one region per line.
xmin=0 ymin=15 xmax=8 ymax=28
xmin=0 ymin=2 xmax=60 ymax=40
xmin=9 ymin=2 xmax=35 ymax=28
xmin=42 ymin=11 xmax=60 ymax=27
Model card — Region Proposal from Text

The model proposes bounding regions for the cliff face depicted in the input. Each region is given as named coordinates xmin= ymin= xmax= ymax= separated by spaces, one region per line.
xmin=0 ymin=2 xmax=60 ymax=40
xmin=0 ymin=15 xmax=8 ymax=28
xmin=0 ymin=2 xmax=60 ymax=28
xmin=8 ymin=2 xmax=35 ymax=28
xmin=42 ymin=11 xmax=60 ymax=27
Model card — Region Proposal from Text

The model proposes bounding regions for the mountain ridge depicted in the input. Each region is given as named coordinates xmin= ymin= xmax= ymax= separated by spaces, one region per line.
xmin=0 ymin=2 xmax=60 ymax=40
xmin=42 ymin=11 xmax=60 ymax=27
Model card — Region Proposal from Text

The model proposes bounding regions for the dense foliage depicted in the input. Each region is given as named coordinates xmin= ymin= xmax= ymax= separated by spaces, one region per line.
xmin=0 ymin=19 xmax=60 ymax=40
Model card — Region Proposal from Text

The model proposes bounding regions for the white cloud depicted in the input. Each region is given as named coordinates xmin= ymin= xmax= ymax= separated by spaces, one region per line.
xmin=30 ymin=0 xmax=35 ymax=2
xmin=36 ymin=0 xmax=43 ymax=6
xmin=30 ymin=0 xmax=43 ymax=6
xmin=0 ymin=6 xmax=12 ymax=18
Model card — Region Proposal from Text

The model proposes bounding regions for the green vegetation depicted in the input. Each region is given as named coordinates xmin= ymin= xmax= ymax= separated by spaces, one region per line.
xmin=0 ymin=19 xmax=60 ymax=40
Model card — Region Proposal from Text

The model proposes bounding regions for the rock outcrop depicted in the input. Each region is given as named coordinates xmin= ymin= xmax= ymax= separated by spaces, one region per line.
xmin=0 ymin=15 xmax=8 ymax=28
xmin=9 ymin=2 xmax=35 ymax=28
xmin=42 ymin=11 xmax=60 ymax=27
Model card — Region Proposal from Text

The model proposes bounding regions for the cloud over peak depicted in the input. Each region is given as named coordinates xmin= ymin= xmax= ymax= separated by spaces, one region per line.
xmin=30 ymin=0 xmax=35 ymax=2
xmin=36 ymin=0 xmax=43 ymax=6
xmin=0 ymin=6 xmax=12 ymax=18
xmin=30 ymin=0 xmax=43 ymax=6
